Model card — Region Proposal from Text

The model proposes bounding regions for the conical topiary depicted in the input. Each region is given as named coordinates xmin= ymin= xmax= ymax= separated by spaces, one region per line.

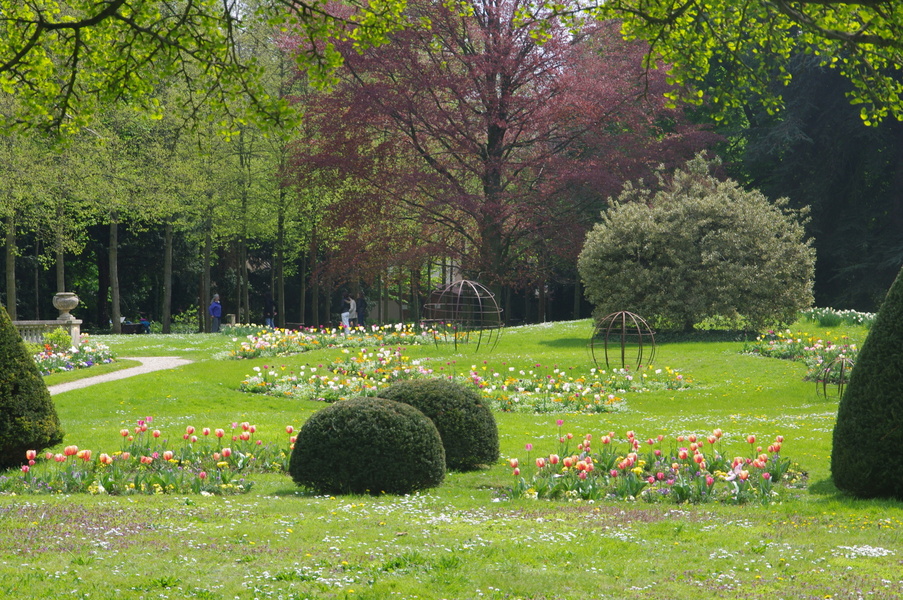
xmin=0 ymin=307 xmax=64 ymax=469
xmin=831 ymin=265 xmax=903 ymax=499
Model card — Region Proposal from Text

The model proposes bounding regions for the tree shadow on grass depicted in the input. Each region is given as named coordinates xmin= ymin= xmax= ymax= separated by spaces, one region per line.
xmin=537 ymin=337 xmax=590 ymax=349
xmin=807 ymin=477 xmax=903 ymax=507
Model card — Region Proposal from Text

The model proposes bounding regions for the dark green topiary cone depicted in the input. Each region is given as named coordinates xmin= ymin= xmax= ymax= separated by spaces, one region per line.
xmin=831 ymin=265 xmax=903 ymax=499
xmin=0 ymin=307 xmax=64 ymax=469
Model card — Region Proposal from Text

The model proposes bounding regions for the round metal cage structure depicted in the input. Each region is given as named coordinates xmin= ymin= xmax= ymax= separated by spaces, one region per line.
xmin=590 ymin=311 xmax=656 ymax=370
xmin=815 ymin=355 xmax=855 ymax=399
xmin=422 ymin=280 xmax=503 ymax=352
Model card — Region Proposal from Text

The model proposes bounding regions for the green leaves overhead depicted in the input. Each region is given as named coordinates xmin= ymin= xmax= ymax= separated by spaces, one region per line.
xmin=0 ymin=0 xmax=409 ymax=133
xmin=579 ymin=0 xmax=903 ymax=124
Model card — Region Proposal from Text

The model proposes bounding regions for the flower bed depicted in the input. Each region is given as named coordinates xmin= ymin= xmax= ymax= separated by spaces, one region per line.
xmin=229 ymin=324 xmax=447 ymax=359
xmin=33 ymin=335 xmax=116 ymax=375
xmin=742 ymin=329 xmax=857 ymax=383
xmin=507 ymin=423 xmax=798 ymax=505
xmin=4 ymin=418 xmax=294 ymax=496
xmin=239 ymin=348 xmax=691 ymax=414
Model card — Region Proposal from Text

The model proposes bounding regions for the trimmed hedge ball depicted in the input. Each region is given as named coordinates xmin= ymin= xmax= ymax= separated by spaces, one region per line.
xmin=378 ymin=378 xmax=499 ymax=471
xmin=289 ymin=396 xmax=446 ymax=495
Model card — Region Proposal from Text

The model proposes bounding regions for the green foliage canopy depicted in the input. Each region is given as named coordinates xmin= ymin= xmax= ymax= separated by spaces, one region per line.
xmin=549 ymin=0 xmax=903 ymax=124
xmin=577 ymin=154 xmax=815 ymax=332
xmin=0 ymin=0 xmax=406 ymax=132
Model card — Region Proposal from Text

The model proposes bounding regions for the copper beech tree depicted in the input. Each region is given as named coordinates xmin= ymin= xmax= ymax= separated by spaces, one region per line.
xmin=284 ymin=1 xmax=716 ymax=291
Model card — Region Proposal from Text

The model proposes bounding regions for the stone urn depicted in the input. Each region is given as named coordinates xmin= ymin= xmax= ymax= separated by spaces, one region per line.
xmin=53 ymin=292 xmax=80 ymax=321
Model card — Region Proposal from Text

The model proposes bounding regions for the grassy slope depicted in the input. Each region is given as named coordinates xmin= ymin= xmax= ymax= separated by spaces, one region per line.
xmin=1 ymin=322 xmax=899 ymax=600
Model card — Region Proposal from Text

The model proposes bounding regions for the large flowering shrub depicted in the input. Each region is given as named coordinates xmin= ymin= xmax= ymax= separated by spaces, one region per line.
xmin=4 ymin=417 xmax=294 ymax=495
xmin=33 ymin=335 xmax=116 ymax=375
xmin=240 ymin=348 xmax=691 ymax=414
xmin=230 ymin=324 xmax=446 ymax=359
xmin=507 ymin=424 xmax=796 ymax=505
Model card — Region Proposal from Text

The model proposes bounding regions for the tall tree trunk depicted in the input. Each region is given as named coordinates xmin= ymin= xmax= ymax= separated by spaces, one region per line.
xmin=55 ymin=246 xmax=65 ymax=293
xmin=5 ymin=216 xmax=16 ymax=321
xmin=203 ymin=223 xmax=212 ymax=332
xmin=298 ymin=251 xmax=307 ymax=327
xmin=573 ymin=280 xmax=581 ymax=320
xmin=33 ymin=238 xmax=40 ymax=319
xmin=538 ymin=280 xmax=547 ymax=323
xmin=110 ymin=215 xmax=121 ymax=334
xmin=309 ymin=232 xmax=319 ymax=327
xmin=276 ymin=207 xmax=285 ymax=327
xmin=162 ymin=220 xmax=174 ymax=333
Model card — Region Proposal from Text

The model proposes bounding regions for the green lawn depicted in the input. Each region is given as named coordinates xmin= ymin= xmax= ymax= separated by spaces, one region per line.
xmin=1 ymin=321 xmax=900 ymax=600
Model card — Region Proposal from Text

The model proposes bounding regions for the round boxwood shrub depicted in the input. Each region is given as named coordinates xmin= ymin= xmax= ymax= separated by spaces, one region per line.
xmin=378 ymin=378 xmax=499 ymax=471
xmin=0 ymin=307 xmax=65 ymax=469
xmin=831 ymin=265 xmax=903 ymax=499
xmin=289 ymin=396 xmax=445 ymax=495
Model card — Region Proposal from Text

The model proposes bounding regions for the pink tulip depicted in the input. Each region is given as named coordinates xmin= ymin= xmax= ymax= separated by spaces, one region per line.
xmin=54 ymin=453 xmax=66 ymax=463
xmin=212 ymin=452 xmax=221 ymax=461
xmin=609 ymin=469 xmax=618 ymax=478
xmin=775 ymin=435 xmax=784 ymax=443
xmin=44 ymin=452 xmax=53 ymax=460
xmin=762 ymin=472 xmax=772 ymax=480
xmin=21 ymin=465 xmax=29 ymax=473
xmin=190 ymin=435 xmax=198 ymax=443
xmin=120 ymin=452 xmax=131 ymax=461
xmin=705 ymin=475 xmax=715 ymax=486
xmin=556 ymin=419 xmax=564 ymax=427
xmin=198 ymin=471 xmax=208 ymax=480
xmin=513 ymin=468 xmax=520 ymax=476
xmin=203 ymin=428 xmax=211 ymax=436
xmin=152 ymin=430 xmax=161 ymax=438
xmin=25 ymin=450 xmax=36 ymax=461
xmin=525 ymin=443 xmax=533 ymax=451
xmin=289 ymin=436 xmax=297 ymax=444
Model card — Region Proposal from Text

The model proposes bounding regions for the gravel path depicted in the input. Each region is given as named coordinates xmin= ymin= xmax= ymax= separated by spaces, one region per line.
xmin=47 ymin=357 xmax=193 ymax=396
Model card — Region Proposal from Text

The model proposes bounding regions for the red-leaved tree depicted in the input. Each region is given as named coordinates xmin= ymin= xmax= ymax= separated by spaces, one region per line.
xmin=284 ymin=0 xmax=717 ymax=292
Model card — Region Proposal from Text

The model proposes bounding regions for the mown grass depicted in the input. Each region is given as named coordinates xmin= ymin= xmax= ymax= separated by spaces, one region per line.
xmin=1 ymin=320 xmax=900 ymax=600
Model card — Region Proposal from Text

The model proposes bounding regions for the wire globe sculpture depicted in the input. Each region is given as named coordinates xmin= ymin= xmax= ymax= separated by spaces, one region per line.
xmin=815 ymin=355 xmax=855 ymax=399
xmin=422 ymin=280 xmax=503 ymax=352
xmin=590 ymin=311 xmax=656 ymax=370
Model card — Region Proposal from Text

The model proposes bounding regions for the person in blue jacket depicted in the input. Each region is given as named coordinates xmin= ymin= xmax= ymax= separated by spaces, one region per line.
xmin=209 ymin=294 xmax=222 ymax=333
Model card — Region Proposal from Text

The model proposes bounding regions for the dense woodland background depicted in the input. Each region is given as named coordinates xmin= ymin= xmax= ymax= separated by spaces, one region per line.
xmin=1 ymin=2 xmax=901 ymax=332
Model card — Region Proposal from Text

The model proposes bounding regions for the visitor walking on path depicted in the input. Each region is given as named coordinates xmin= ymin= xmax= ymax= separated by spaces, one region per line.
xmin=209 ymin=294 xmax=222 ymax=333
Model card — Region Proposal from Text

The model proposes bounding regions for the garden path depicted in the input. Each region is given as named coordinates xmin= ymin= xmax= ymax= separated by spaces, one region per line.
xmin=47 ymin=357 xmax=193 ymax=396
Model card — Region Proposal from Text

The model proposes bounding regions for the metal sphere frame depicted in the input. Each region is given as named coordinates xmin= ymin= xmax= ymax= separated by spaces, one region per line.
xmin=422 ymin=279 xmax=503 ymax=352
xmin=815 ymin=355 xmax=855 ymax=399
xmin=590 ymin=311 xmax=656 ymax=370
